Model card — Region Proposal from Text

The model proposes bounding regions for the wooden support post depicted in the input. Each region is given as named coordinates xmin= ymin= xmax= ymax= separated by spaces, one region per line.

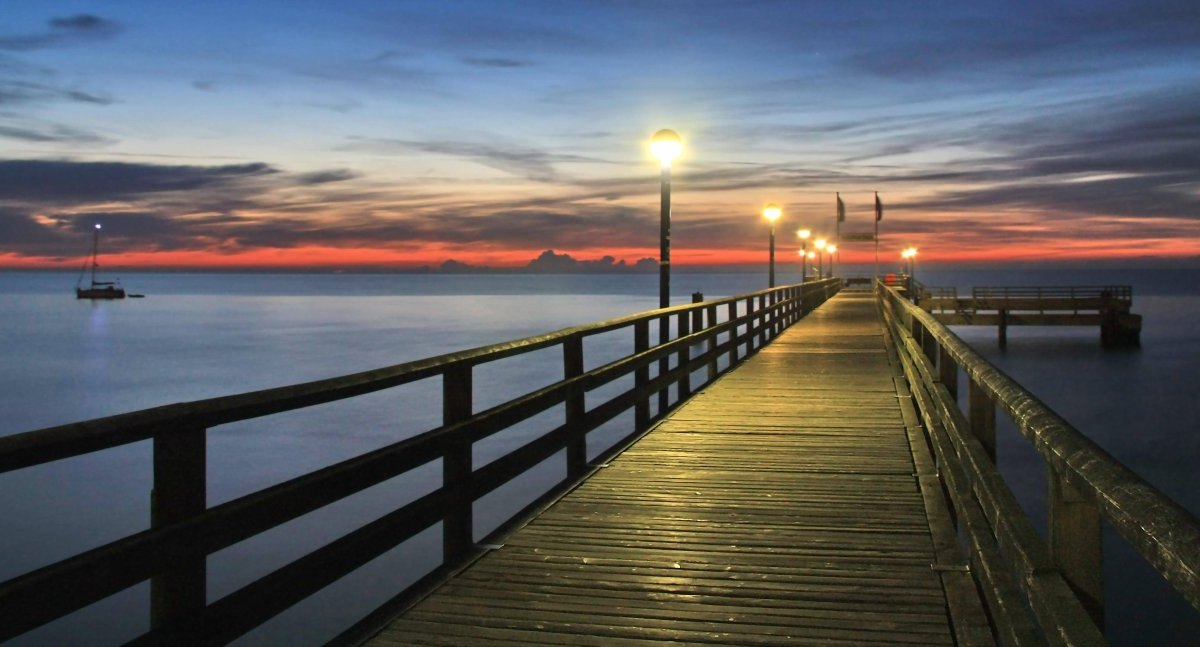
xmin=921 ymin=325 xmax=937 ymax=363
xmin=727 ymin=301 xmax=739 ymax=365
xmin=677 ymin=310 xmax=691 ymax=399
xmin=634 ymin=319 xmax=650 ymax=429
xmin=968 ymin=380 xmax=997 ymax=462
xmin=657 ymin=315 xmax=670 ymax=415
xmin=753 ymin=296 xmax=763 ymax=350
xmin=998 ymin=309 xmax=1008 ymax=349
xmin=747 ymin=296 xmax=757 ymax=351
xmin=442 ymin=364 xmax=473 ymax=560
xmin=771 ymin=291 xmax=781 ymax=335
xmin=1048 ymin=464 xmax=1105 ymax=629
xmin=707 ymin=304 xmax=718 ymax=380
xmin=151 ymin=424 xmax=207 ymax=634
xmin=759 ymin=295 xmax=766 ymax=340
xmin=563 ymin=336 xmax=586 ymax=478
xmin=938 ymin=345 xmax=958 ymax=401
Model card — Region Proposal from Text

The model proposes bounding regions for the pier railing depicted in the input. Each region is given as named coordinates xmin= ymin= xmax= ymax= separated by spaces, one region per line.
xmin=879 ymin=282 xmax=1200 ymax=643
xmin=0 ymin=279 xmax=839 ymax=644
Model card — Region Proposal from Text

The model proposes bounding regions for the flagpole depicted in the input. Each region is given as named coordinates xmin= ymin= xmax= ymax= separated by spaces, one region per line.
xmin=835 ymin=192 xmax=841 ymax=279
xmin=873 ymin=192 xmax=880 ymax=280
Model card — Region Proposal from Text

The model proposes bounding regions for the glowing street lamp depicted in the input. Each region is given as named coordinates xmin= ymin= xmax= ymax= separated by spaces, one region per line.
xmin=826 ymin=244 xmax=838 ymax=278
xmin=763 ymin=204 xmax=781 ymax=288
xmin=651 ymin=129 xmax=682 ymax=308
xmin=901 ymin=247 xmax=918 ymax=300
xmin=797 ymin=229 xmax=811 ymax=283
xmin=815 ymin=238 xmax=828 ymax=279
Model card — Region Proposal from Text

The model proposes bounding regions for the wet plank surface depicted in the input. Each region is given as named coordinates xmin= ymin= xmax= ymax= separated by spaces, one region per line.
xmin=368 ymin=291 xmax=966 ymax=646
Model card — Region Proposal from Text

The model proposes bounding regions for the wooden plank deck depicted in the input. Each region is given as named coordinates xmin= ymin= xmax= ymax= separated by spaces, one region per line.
xmin=367 ymin=291 xmax=984 ymax=646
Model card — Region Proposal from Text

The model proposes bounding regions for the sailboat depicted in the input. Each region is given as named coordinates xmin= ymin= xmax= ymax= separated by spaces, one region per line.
xmin=76 ymin=223 xmax=126 ymax=299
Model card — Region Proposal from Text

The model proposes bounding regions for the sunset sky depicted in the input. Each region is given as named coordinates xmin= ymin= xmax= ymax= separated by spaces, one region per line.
xmin=1 ymin=1 xmax=1198 ymax=269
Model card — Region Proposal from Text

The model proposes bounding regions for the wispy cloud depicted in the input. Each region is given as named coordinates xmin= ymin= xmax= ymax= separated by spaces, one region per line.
xmin=343 ymin=136 xmax=612 ymax=183
xmin=0 ymin=14 xmax=122 ymax=52
xmin=0 ymin=160 xmax=276 ymax=203
xmin=0 ymin=123 xmax=111 ymax=145
xmin=460 ymin=57 xmax=533 ymax=69
xmin=0 ymin=80 xmax=114 ymax=106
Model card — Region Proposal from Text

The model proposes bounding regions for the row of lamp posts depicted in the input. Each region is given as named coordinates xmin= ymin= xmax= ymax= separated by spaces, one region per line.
xmin=653 ymin=128 xmax=911 ymax=304
xmin=770 ymin=211 xmax=836 ymax=288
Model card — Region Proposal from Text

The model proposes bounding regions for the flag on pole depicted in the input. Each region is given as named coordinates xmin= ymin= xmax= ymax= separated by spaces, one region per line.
xmin=836 ymin=193 xmax=845 ymax=222
xmin=874 ymin=192 xmax=881 ymax=279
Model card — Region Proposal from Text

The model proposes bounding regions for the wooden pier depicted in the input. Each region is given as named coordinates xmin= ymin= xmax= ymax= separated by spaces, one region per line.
xmin=1 ymin=280 xmax=1196 ymax=645
xmin=368 ymin=292 xmax=984 ymax=645
xmin=919 ymin=285 xmax=1142 ymax=346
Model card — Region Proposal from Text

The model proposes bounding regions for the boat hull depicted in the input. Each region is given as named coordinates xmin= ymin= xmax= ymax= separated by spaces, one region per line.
xmin=76 ymin=287 xmax=126 ymax=299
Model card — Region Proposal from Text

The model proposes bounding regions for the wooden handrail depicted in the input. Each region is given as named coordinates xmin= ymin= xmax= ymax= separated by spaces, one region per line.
xmin=877 ymin=283 xmax=1200 ymax=631
xmin=0 ymin=279 xmax=840 ymax=643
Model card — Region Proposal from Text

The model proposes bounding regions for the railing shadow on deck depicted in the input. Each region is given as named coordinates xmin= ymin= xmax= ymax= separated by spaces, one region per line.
xmin=0 ymin=279 xmax=841 ymax=645
xmin=879 ymin=282 xmax=1200 ymax=644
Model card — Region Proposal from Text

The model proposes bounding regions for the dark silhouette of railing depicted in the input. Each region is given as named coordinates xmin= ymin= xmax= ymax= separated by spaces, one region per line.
xmin=0 ymin=279 xmax=840 ymax=644
xmin=880 ymin=283 xmax=1199 ymax=643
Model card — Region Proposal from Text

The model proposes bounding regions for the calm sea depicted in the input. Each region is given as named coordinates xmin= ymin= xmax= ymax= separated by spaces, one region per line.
xmin=1 ymin=267 xmax=1196 ymax=645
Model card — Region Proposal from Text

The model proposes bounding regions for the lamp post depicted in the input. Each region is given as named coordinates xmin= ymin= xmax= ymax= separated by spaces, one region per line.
xmin=826 ymin=244 xmax=837 ymax=279
xmin=815 ymin=238 xmax=827 ymax=279
xmin=763 ymin=204 xmax=781 ymax=288
xmin=651 ymin=129 xmax=682 ymax=309
xmin=902 ymin=247 xmax=918 ymax=300
xmin=797 ymin=229 xmax=811 ymax=283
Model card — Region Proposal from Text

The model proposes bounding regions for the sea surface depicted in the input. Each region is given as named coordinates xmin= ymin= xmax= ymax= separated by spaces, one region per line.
xmin=1 ymin=267 xmax=1197 ymax=645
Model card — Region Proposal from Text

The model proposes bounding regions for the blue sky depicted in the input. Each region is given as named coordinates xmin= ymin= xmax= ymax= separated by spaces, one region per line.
xmin=1 ymin=0 xmax=1198 ymax=267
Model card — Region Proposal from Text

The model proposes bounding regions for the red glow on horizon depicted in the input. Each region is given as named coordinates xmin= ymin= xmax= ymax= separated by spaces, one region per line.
xmin=1 ymin=236 xmax=1198 ymax=271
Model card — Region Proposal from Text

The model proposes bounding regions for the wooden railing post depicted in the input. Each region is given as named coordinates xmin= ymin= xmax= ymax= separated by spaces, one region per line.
xmin=706 ymin=304 xmax=718 ymax=380
xmin=771 ymin=291 xmax=780 ymax=335
xmin=938 ymin=345 xmax=958 ymax=401
xmin=151 ymin=424 xmax=207 ymax=633
xmin=657 ymin=315 xmax=670 ymax=415
xmin=563 ymin=336 xmax=586 ymax=477
xmin=1048 ymin=464 xmax=1105 ymax=628
xmin=758 ymin=294 xmax=768 ymax=346
xmin=968 ymin=379 xmax=997 ymax=461
xmin=442 ymin=364 xmax=473 ymax=560
xmin=634 ymin=319 xmax=650 ymax=429
xmin=690 ymin=294 xmax=704 ymax=386
xmin=677 ymin=310 xmax=691 ymax=399
xmin=727 ymin=301 xmax=739 ymax=366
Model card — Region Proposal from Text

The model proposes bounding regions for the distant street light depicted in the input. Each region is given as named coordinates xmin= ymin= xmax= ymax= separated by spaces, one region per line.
xmin=826 ymin=244 xmax=838 ymax=278
xmin=815 ymin=238 xmax=828 ymax=279
xmin=797 ymin=229 xmax=811 ymax=283
xmin=763 ymin=204 xmax=781 ymax=288
xmin=651 ymin=129 xmax=682 ymax=309
xmin=902 ymin=247 xmax=918 ymax=300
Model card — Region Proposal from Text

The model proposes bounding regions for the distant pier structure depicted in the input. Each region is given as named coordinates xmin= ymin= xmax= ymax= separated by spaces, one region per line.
xmin=918 ymin=284 xmax=1142 ymax=347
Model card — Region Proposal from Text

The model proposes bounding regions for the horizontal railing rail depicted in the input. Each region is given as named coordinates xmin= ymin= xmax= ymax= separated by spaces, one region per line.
xmin=0 ymin=279 xmax=840 ymax=644
xmin=971 ymin=285 xmax=1132 ymax=302
xmin=878 ymin=282 xmax=1199 ymax=643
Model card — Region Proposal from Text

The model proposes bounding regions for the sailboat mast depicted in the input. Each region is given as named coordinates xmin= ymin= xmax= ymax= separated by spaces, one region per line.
xmin=91 ymin=224 xmax=100 ymax=284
